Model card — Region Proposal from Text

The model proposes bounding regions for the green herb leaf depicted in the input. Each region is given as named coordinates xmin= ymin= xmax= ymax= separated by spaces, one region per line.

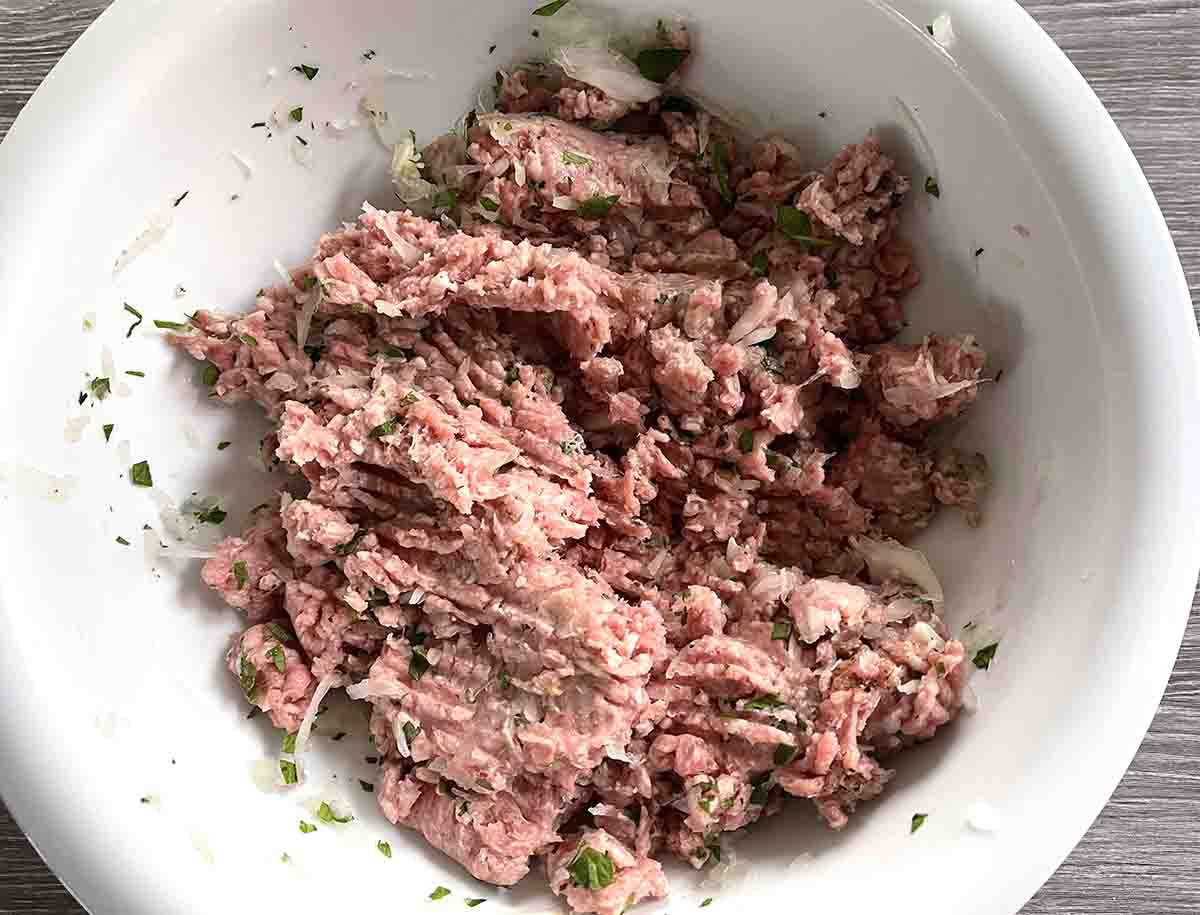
xmin=771 ymin=620 xmax=792 ymax=641
xmin=576 ymin=194 xmax=621 ymax=220
xmin=290 ymin=106 xmax=304 ymax=122
xmin=103 ymin=423 xmax=114 ymax=442
xmin=360 ymin=780 xmax=375 ymax=793
xmin=409 ymin=647 xmax=431 ymax=681
xmin=402 ymin=721 xmax=420 ymax=744
xmin=531 ymin=0 xmax=570 ymax=15
xmin=561 ymin=150 xmax=591 ymax=166
xmin=233 ymin=560 xmax=249 ymax=590
xmin=370 ymin=418 xmax=399 ymax=438
xmin=743 ymin=694 xmax=787 ymax=712
xmin=773 ymin=744 xmax=797 ymax=766
xmin=737 ymin=429 xmax=754 ymax=454
xmin=115 ymin=536 xmax=130 ymax=546
xmin=430 ymin=887 xmax=451 ymax=901
xmin=498 ymin=670 xmax=512 ymax=690
xmin=567 ymin=846 xmax=615 ymax=890
xmin=239 ymin=333 xmax=258 ymax=347
xmin=910 ymin=812 xmax=928 ymax=834
xmin=153 ymin=319 xmax=190 ymax=331
xmin=267 ymin=644 xmax=287 ymax=674
xmin=217 ymin=441 xmax=232 ymax=451
xmin=280 ymin=852 xmax=291 ymax=863
xmin=130 ymin=461 xmax=153 ymax=487
xmin=465 ymin=900 xmax=486 ymax=909
xmin=398 ymin=391 xmax=419 ymax=408
xmin=268 ymin=622 xmax=295 ymax=644
xmin=292 ymin=64 xmax=319 ymax=80
xmin=316 ymin=801 xmax=353 ymax=824
xmin=195 ymin=505 xmax=227 ymax=525
xmin=89 ymin=377 xmax=111 ymax=401
xmin=636 ymin=47 xmax=689 ymax=83
xmin=239 ymin=654 xmax=257 ymax=701
xmin=299 ymin=820 xmax=317 ymax=834
xmin=924 ymin=176 xmax=941 ymax=198
xmin=334 ymin=527 xmax=368 ymax=556
xmin=926 ymin=24 xmax=934 ymax=35
xmin=479 ymin=196 xmax=500 ymax=212
xmin=973 ymin=642 xmax=998 ymax=670
xmin=750 ymin=251 xmax=769 ymax=277
xmin=432 ymin=188 xmax=459 ymax=211
xmin=377 ymin=839 xmax=392 ymax=858
xmin=711 ymin=141 xmax=734 ymax=205
xmin=125 ymin=370 xmax=145 ymax=378
xmin=700 ymin=899 xmax=714 ymax=908
xmin=775 ymin=206 xmax=837 ymax=248
xmin=123 ymin=302 xmax=143 ymax=338
xmin=280 ymin=759 xmax=298 ymax=784
xmin=282 ymin=732 xmax=297 ymax=754
xmin=704 ymin=833 xmax=722 ymax=863
xmin=200 ymin=363 xmax=220 ymax=387
xmin=77 ymin=391 xmax=87 ymax=405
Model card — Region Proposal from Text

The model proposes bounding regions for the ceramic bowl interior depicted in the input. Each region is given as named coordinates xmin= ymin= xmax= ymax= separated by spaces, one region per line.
xmin=0 ymin=1 xmax=1197 ymax=914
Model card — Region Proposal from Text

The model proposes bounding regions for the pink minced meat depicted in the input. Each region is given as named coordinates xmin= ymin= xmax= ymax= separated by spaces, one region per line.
xmin=179 ymin=74 xmax=991 ymax=914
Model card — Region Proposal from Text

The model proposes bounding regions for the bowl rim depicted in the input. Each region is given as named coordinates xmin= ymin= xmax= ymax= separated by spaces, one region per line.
xmin=0 ymin=1 xmax=1196 ymax=914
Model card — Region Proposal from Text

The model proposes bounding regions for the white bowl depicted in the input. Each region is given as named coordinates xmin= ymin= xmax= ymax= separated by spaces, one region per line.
xmin=1 ymin=1 xmax=1197 ymax=913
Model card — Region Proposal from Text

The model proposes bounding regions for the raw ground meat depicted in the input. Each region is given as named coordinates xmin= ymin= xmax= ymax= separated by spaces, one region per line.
xmin=174 ymin=33 xmax=992 ymax=914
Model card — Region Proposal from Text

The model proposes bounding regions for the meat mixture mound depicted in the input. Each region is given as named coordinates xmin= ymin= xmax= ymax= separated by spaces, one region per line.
xmin=171 ymin=35 xmax=989 ymax=914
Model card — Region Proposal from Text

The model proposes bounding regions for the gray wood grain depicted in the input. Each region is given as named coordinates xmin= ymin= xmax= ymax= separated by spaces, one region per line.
xmin=1 ymin=1 xmax=1197 ymax=913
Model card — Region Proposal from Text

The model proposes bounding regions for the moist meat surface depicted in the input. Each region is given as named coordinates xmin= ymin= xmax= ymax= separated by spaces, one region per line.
xmin=174 ymin=52 xmax=989 ymax=913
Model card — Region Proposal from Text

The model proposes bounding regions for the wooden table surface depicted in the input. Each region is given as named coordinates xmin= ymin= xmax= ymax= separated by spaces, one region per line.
xmin=1 ymin=1 xmax=1198 ymax=913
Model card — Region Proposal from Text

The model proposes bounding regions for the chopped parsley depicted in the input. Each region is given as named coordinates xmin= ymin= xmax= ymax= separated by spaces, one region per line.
xmin=749 ymin=772 xmax=771 ymax=806
xmin=266 ymin=644 xmax=287 ymax=673
xmin=567 ymin=846 xmax=615 ymax=890
xmin=377 ymin=839 xmax=392 ymax=858
xmin=703 ymin=833 xmax=722 ymax=863
xmin=115 ymin=536 xmax=130 ymax=546
xmin=279 ymin=759 xmax=298 ymax=785
xmin=299 ymin=820 xmax=317 ymax=834
xmin=266 ymin=619 xmax=294 ymax=643
xmin=910 ymin=812 xmax=928 ymax=834
xmin=636 ymin=47 xmax=689 ymax=83
xmin=743 ymin=694 xmax=787 ymax=712
xmin=975 ymin=247 xmax=985 ymax=257
xmin=282 ymin=731 xmax=297 ymax=754
xmin=289 ymin=106 xmax=304 ymax=123
xmin=402 ymin=721 xmax=420 ymax=744
xmin=577 ymin=194 xmax=620 ymax=220
xmin=924 ymin=176 xmax=941 ymax=198
xmin=432 ymin=188 xmax=459 ymax=212
xmin=750 ymin=251 xmax=769 ymax=277
xmin=173 ymin=191 xmax=189 ymax=207
xmin=737 ymin=429 xmax=754 ymax=454
xmin=775 ymin=206 xmax=836 ymax=249
xmin=238 ymin=654 xmax=257 ymax=701
xmin=504 ymin=366 xmax=520 ymax=384
xmin=280 ymin=852 xmax=291 ymax=863
xmin=334 ymin=527 xmax=368 ymax=556
xmin=200 ymin=363 xmax=220 ymax=386
xmin=370 ymin=418 xmax=399 ymax=438
xmin=130 ymin=461 xmax=153 ymax=487
xmin=926 ymin=24 xmax=935 ymax=35
xmin=251 ymin=121 xmax=267 ymax=129
xmin=973 ymin=642 xmax=999 ymax=670
xmin=398 ymin=391 xmax=420 ymax=408
xmin=360 ymin=780 xmax=375 ymax=793
xmin=153 ymin=319 xmax=190 ymax=331
xmin=479 ymin=196 xmax=500 ymax=212
xmin=123 ymin=302 xmax=143 ymax=337
xmin=89 ymin=377 xmax=111 ymax=401
xmin=464 ymin=900 xmax=486 ymax=909
xmin=497 ymin=670 xmax=512 ymax=690
xmin=532 ymin=0 xmax=570 ymax=15
xmin=292 ymin=64 xmax=319 ymax=80
xmin=316 ymin=801 xmax=353 ymax=824
xmin=711 ymin=141 xmax=734 ymax=205
xmin=125 ymin=370 xmax=145 ymax=378
xmin=430 ymin=887 xmax=451 ymax=901
xmin=774 ymin=744 xmax=797 ymax=766
xmin=232 ymin=559 xmax=249 ymax=590
xmin=217 ymin=441 xmax=232 ymax=451
xmin=700 ymin=900 xmax=714 ymax=908
xmin=239 ymin=333 xmax=258 ymax=347
xmin=771 ymin=620 xmax=792 ymax=641
xmin=194 ymin=505 xmax=227 ymax=524
xmin=561 ymin=150 xmax=591 ymax=166
xmin=77 ymin=391 xmax=87 ymax=405
xmin=409 ymin=646 xmax=431 ymax=681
